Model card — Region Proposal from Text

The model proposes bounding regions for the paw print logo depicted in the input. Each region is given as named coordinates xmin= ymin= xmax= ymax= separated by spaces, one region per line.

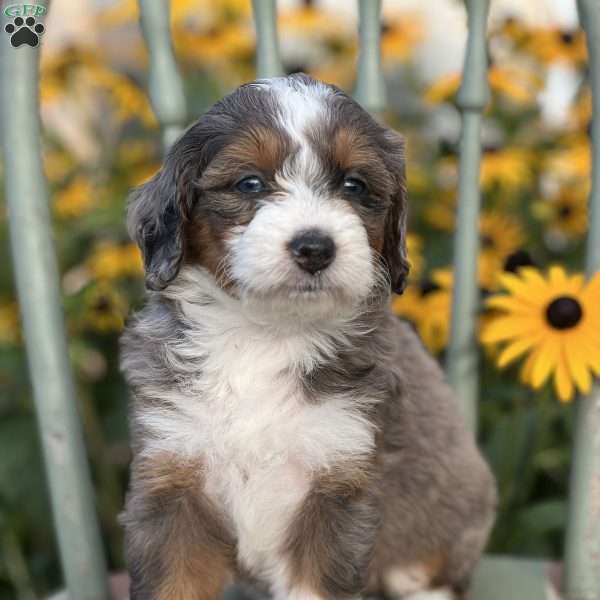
xmin=5 ymin=16 xmax=45 ymax=48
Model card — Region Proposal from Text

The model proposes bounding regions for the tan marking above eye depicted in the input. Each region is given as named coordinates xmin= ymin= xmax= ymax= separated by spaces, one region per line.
xmin=333 ymin=127 xmax=382 ymax=171
xmin=199 ymin=126 xmax=290 ymax=190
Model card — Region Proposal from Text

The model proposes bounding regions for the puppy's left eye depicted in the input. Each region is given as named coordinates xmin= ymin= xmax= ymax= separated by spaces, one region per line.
xmin=342 ymin=177 xmax=366 ymax=195
xmin=236 ymin=176 xmax=265 ymax=194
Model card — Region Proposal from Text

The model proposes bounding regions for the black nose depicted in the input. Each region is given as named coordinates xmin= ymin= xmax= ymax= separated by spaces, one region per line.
xmin=288 ymin=229 xmax=336 ymax=274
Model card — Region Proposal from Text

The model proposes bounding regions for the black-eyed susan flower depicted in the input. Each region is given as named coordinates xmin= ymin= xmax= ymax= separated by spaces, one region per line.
xmin=279 ymin=4 xmax=349 ymax=43
xmin=481 ymin=266 xmax=600 ymax=402
xmin=98 ymin=0 xmax=250 ymax=29
xmin=545 ymin=135 xmax=591 ymax=182
xmin=533 ymin=188 xmax=588 ymax=241
xmin=480 ymin=146 xmax=534 ymax=192
xmin=406 ymin=233 xmax=424 ymax=280
xmin=496 ymin=16 xmax=531 ymax=47
xmin=381 ymin=14 xmax=424 ymax=65
xmin=53 ymin=176 xmax=96 ymax=219
xmin=392 ymin=270 xmax=452 ymax=354
xmin=82 ymin=284 xmax=128 ymax=333
xmin=173 ymin=24 xmax=255 ymax=71
xmin=87 ymin=242 xmax=143 ymax=281
xmin=424 ymin=65 xmax=541 ymax=106
xmin=424 ymin=189 xmax=456 ymax=232
xmin=479 ymin=212 xmax=527 ymax=288
xmin=524 ymin=27 xmax=587 ymax=67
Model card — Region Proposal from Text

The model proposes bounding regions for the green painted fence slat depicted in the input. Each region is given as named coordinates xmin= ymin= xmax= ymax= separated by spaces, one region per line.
xmin=564 ymin=2 xmax=600 ymax=598
xmin=252 ymin=0 xmax=283 ymax=79
xmin=138 ymin=0 xmax=187 ymax=151
xmin=0 ymin=7 xmax=109 ymax=600
xmin=446 ymin=0 xmax=491 ymax=434
xmin=354 ymin=0 xmax=386 ymax=114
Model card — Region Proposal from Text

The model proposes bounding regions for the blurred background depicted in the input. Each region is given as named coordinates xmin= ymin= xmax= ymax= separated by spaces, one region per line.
xmin=0 ymin=0 xmax=593 ymax=597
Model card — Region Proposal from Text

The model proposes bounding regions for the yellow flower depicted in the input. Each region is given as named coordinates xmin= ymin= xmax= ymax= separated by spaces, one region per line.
xmin=130 ymin=163 xmax=161 ymax=187
xmin=480 ymin=146 xmax=534 ymax=192
xmin=173 ymin=23 xmax=255 ymax=68
xmin=87 ymin=242 xmax=143 ymax=280
xmin=53 ymin=177 xmax=96 ymax=219
xmin=480 ymin=211 xmax=526 ymax=261
xmin=424 ymin=72 xmax=460 ymax=104
xmin=487 ymin=64 xmax=542 ymax=105
xmin=381 ymin=14 xmax=424 ymax=64
xmin=85 ymin=65 xmax=157 ymax=128
xmin=524 ymin=28 xmax=587 ymax=66
xmin=311 ymin=58 xmax=357 ymax=90
xmin=569 ymin=88 xmax=591 ymax=133
xmin=496 ymin=17 xmax=531 ymax=47
xmin=533 ymin=189 xmax=588 ymax=241
xmin=481 ymin=267 xmax=600 ymax=402
xmin=545 ymin=135 xmax=591 ymax=182
xmin=98 ymin=0 xmax=250 ymax=29
xmin=424 ymin=189 xmax=456 ymax=232
xmin=0 ymin=303 xmax=20 ymax=346
xmin=425 ymin=65 xmax=541 ymax=105
xmin=82 ymin=284 xmax=128 ymax=333
xmin=279 ymin=5 xmax=348 ymax=42
xmin=44 ymin=151 xmax=73 ymax=183
xmin=392 ymin=270 xmax=452 ymax=354
xmin=406 ymin=233 xmax=423 ymax=280
xmin=117 ymin=139 xmax=158 ymax=165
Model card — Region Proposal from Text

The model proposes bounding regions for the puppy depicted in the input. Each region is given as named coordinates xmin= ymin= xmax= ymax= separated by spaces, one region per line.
xmin=120 ymin=74 xmax=496 ymax=600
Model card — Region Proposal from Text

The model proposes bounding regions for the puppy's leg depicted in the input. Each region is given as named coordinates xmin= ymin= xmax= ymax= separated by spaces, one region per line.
xmin=279 ymin=468 xmax=380 ymax=600
xmin=121 ymin=455 xmax=234 ymax=600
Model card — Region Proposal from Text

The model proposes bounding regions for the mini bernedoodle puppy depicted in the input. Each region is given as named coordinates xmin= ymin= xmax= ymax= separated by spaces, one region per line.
xmin=120 ymin=74 xmax=497 ymax=600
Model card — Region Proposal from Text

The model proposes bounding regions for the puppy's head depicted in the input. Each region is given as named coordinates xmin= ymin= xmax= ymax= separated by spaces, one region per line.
xmin=129 ymin=74 xmax=409 ymax=320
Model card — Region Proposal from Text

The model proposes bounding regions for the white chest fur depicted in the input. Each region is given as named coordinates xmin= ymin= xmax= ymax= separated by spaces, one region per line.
xmin=138 ymin=274 xmax=378 ymax=579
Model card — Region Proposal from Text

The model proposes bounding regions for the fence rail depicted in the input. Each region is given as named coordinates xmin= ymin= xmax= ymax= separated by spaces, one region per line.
xmin=1 ymin=0 xmax=599 ymax=598
xmin=0 ymin=6 xmax=110 ymax=599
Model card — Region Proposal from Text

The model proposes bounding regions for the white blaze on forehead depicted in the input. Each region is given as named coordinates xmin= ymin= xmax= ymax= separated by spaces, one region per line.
xmin=265 ymin=76 xmax=332 ymax=142
xmin=256 ymin=77 xmax=333 ymax=181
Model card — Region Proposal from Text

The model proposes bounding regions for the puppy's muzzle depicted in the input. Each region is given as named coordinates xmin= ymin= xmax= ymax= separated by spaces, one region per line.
xmin=288 ymin=229 xmax=336 ymax=275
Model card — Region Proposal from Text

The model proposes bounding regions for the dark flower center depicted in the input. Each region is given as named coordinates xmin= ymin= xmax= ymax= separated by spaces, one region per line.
xmin=480 ymin=234 xmax=495 ymax=249
xmin=560 ymin=31 xmax=575 ymax=45
xmin=483 ymin=144 xmax=501 ymax=155
xmin=419 ymin=279 xmax=441 ymax=296
xmin=94 ymin=297 xmax=112 ymax=313
xmin=504 ymin=250 xmax=535 ymax=273
xmin=558 ymin=205 xmax=573 ymax=218
xmin=546 ymin=296 xmax=583 ymax=329
xmin=381 ymin=21 xmax=392 ymax=35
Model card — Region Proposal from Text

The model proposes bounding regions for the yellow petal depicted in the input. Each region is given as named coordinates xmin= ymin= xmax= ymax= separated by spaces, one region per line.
xmin=498 ymin=272 xmax=535 ymax=298
xmin=520 ymin=347 xmax=539 ymax=385
xmin=564 ymin=334 xmax=593 ymax=394
xmin=554 ymin=349 xmax=575 ymax=402
xmin=530 ymin=337 xmax=560 ymax=388
xmin=481 ymin=316 xmax=541 ymax=343
xmin=486 ymin=295 xmax=537 ymax=314
xmin=497 ymin=336 xmax=540 ymax=368
xmin=549 ymin=265 xmax=567 ymax=286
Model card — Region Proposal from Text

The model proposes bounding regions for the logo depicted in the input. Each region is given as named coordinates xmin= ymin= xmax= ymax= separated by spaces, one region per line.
xmin=3 ymin=4 xmax=46 ymax=17
xmin=3 ymin=4 xmax=46 ymax=47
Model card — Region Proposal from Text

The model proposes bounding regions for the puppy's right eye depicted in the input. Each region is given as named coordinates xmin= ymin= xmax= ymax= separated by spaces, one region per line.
xmin=236 ymin=176 xmax=265 ymax=194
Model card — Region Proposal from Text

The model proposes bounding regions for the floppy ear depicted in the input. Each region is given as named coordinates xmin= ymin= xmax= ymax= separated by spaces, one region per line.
xmin=127 ymin=158 xmax=195 ymax=291
xmin=381 ymin=128 xmax=410 ymax=294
